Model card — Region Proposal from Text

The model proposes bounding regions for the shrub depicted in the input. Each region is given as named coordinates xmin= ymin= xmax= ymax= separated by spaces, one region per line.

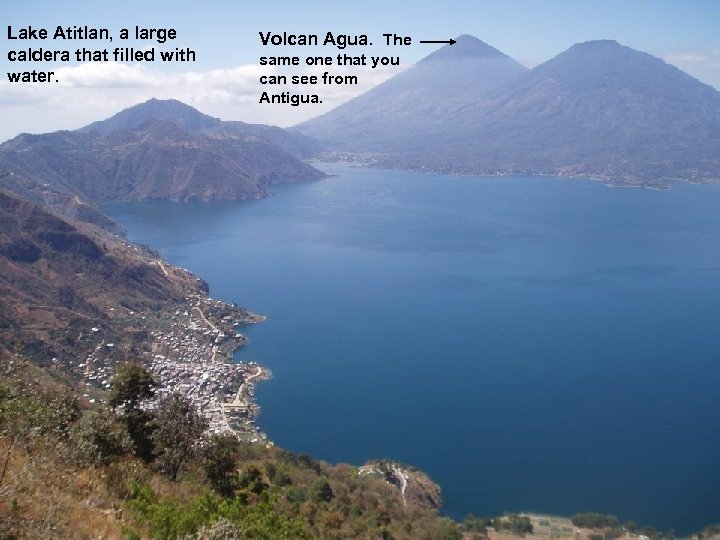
xmin=71 ymin=410 xmax=132 ymax=465
xmin=203 ymin=433 xmax=240 ymax=497
xmin=572 ymin=513 xmax=620 ymax=529
xmin=151 ymin=393 xmax=208 ymax=480
xmin=311 ymin=478 xmax=334 ymax=503
xmin=237 ymin=465 xmax=268 ymax=496
xmin=493 ymin=514 xmax=533 ymax=535
xmin=463 ymin=513 xmax=489 ymax=533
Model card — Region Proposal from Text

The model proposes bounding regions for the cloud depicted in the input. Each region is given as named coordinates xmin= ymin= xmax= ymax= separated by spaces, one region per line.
xmin=0 ymin=60 xmax=405 ymax=141
xmin=55 ymin=62 xmax=165 ymax=88
xmin=664 ymin=48 xmax=720 ymax=90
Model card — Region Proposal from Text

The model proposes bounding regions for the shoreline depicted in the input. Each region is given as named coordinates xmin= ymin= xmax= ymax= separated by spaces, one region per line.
xmin=78 ymin=284 xmax=274 ymax=443
xmin=148 ymin=293 xmax=275 ymax=443
xmin=313 ymin=156 xmax=715 ymax=191
xmin=98 ymin=172 xmax=718 ymax=535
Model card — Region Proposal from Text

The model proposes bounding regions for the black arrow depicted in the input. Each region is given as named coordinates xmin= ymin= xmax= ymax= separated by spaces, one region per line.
xmin=419 ymin=39 xmax=456 ymax=45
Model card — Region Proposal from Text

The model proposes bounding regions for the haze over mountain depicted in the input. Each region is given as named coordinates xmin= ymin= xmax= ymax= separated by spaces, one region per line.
xmin=79 ymin=98 xmax=321 ymax=159
xmin=0 ymin=99 xmax=325 ymax=229
xmin=295 ymin=37 xmax=720 ymax=185
xmin=297 ymin=35 xmax=527 ymax=146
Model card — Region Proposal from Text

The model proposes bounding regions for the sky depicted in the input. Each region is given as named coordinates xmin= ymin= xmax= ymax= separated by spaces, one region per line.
xmin=1 ymin=0 xmax=719 ymax=142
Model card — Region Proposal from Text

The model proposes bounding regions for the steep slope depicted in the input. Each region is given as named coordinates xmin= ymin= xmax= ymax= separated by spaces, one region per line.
xmin=295 ymin=35 xmax=527 ymax=148
xmin=0 ymin=188 xmax=204 ymax=369
xmin=0 ymin=166 xmax=123 ymax=234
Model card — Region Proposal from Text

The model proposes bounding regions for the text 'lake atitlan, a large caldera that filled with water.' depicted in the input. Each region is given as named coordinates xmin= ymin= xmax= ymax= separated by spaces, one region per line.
xmin=104 ymin=163 xmax=720 ymax=534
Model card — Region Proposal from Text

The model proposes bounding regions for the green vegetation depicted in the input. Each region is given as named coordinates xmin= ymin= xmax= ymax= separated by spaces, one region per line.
xmin=572 ymin=513 xmax=685 ymax=540
xmin=0 ymin=356 xmax=461 ymax=538
xmin=458 ymin=513 xmax=534 ymax=538
xmin=125 ymin=483 xmax=309 ymax=539
xmin=71 ymin=409 xmax=133 ymax=465
xmin=461 ymin=513 xmax=489 ymax=540
xmin=110 ymin=362 xmax=158 ymax=462
xmin=572 ymin=512 xmax=620 ymax=529
xmin=698 ymin=524 xmax=720 ymax=539
xmin=151 ymin=393 xmax=207 ymax=480
xmin=1 ymin=356 xmax=717 ymax=539
xmin=109 ymin=362 xmax=156 ymax=410
xmin=493 ymin=513 xmax=534 ymax=535
xmin=203 ymin=433 xmax=241 ymax=498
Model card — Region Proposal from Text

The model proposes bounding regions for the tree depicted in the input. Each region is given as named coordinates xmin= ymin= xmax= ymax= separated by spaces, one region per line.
xmin=493 ymin=514 xmax=533 ymax=535
xmin=151 ymin=393 xmax=207 ymax=480
xmin=108 ymin=362 xmax=157 ymax=461
xmin=71 ymin=409 xmax=133 ymax=465
xmin=572 ymin=513 xmax=620 ymax=529
xmin=238 ymin=465 xmax=269 ymax=496
xmin=311 ymin=478 xmax=334 ymax=503
xmin=125 ymin=409 xmax=156 ymax=462
xmin=639 ymin=526 xmax=660 ymax=540
xmin=108 ymin=362 xmax=155 ymax=410
xmin=203 ymin=433 xmax=240 ymax=497
xmin=624 ymin=521 xmax=639 ymax=533
xmin=462 ymin=514 xmax=489 ymax=534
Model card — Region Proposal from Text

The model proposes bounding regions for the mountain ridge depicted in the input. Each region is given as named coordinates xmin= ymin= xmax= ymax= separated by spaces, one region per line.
xmin=295 ymin=36 xmax=720 ymax=185
xmin=81 ymin=98 xmax=322 ymax=159
xmin=0 ymin=187 xmax=205 ymax=366
xmin=418 ymin=33 xmax=516 ymax=62
xmin=79 ymin=98 xmax=221 ymax=135
xmin=295 ymin=35 xmax=528 ymax=147
xmin=0 ymin=99 xmax=326 ymax=229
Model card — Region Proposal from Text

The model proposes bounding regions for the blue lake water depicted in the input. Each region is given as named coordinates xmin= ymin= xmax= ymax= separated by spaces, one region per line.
xmin=105 ymin=163 xmax=720 ymax=534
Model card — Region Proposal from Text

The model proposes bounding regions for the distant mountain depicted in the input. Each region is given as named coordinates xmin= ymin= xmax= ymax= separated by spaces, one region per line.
xmin=80 ymin=98 xmax=322 ymax=159
xmin=436 ymin=39 xmax=720 ymax=181
xmin=80 ymin=98 xmax=220 ymax=135
xmin=0 ymin=99 xmax=325 ymax=229
xmin=295 ymin=37 xmax=720 ymax=185
xmin=295 ymin=35 xmax=527 ymax=148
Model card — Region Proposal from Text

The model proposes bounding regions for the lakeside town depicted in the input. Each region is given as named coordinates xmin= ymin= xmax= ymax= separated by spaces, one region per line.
xmin=60 ymin=287 xmax=272 ymax=443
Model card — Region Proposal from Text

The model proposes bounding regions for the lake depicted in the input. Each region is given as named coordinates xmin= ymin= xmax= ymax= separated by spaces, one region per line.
xmin=105 ymin=163 xmax=720 ymax=534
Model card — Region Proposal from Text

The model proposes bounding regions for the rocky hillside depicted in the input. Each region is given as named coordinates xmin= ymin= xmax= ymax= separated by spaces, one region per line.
xmin=0 ymin=188 xmax=218 ymax=372
xmin=358 ymin=460 xmax=443 ymax=510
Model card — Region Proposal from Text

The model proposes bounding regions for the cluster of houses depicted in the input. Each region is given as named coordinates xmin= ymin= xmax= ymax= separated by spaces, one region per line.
xmin=73 ymin=294 xmax=268 ymax=441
